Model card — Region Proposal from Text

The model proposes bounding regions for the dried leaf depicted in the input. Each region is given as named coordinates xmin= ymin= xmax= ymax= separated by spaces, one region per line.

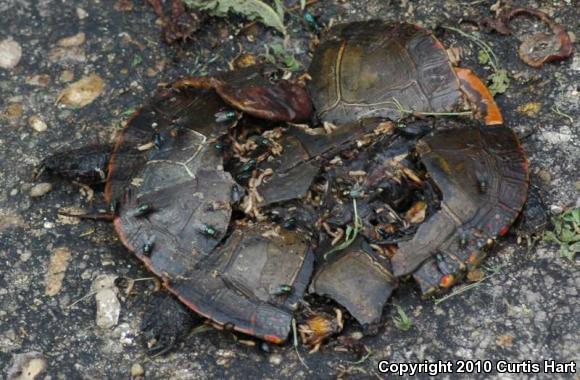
xmin=404 ymin=201 xmax=426 ymax=224
xmin=57 ymin=74 xmax=104 ymax=108
xmin=185 ymin=0 xmax=286 ymax=35
xmin=517 ymin=102 xmax=541 ymax=117
xmin=496 ymin=333 xmax=514 ymax=348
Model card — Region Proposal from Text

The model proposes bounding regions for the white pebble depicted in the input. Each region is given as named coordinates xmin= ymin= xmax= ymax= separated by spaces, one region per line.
xmin=92 ymin=274 xmax=120 ymax=329
xmin=30 ymin=182 xmax=52 ymax=197
xmin=29 ymin=115 xmax=48 ymax=132
xmin=0 ymin=38 xmax=22 ymax=69
xmin=76 ymin=7 xmax=88 ymax=19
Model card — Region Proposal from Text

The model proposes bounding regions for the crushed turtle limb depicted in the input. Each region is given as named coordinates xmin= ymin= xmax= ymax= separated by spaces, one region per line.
xmin=141 ymin=291 xmax=204 ymax=356
xmin=39 ymin=145 xmax=112 ymax=185
xmin=392 ymin=124 xmax=529 ymax=277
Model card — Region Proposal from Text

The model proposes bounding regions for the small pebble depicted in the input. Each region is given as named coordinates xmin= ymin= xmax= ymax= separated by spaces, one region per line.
xmin=29 ymin=182 xmax=52 ymax=197
xmin=25 ymin=74 xmax=50 ymax=87
xmin=76 ymin=7 xmax=88 ymax=19
xmin=537 ymin=169 xmax=551 ymax=185
xmin=0 ymin=38 xmax=22 ymax=69
xmin=92 ymin=274 xmax=120 ymax=328
xmin=269 ymin=354 xmax=282 ymax=365
xmin=130 ymin=363 xmax=145 ymax=377
xmin=29 ymin=115 xmax=48 ymax=132
xmin=59 ymin=69 xmax=74 ymax=82
xmin=350 ymin=331 xmax=364 ymax=340
xmin=5 ymin=103 xmax=23 ymax=119
xmin=57 ymin=32 xmax=86 ymax=48
xmin=550 ymin=204 xmax=563 ymax=215
xmin=20 ymin=250 xmax=32 ymax=262
xmin=6 ymin=351 xmax=47 ymax=380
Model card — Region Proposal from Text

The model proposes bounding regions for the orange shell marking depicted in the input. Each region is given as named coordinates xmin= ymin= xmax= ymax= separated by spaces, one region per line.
xmin=455 ymin=67 xmax=503 ymax=126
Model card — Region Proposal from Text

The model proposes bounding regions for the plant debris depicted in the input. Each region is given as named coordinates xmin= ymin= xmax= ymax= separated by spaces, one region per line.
xmin=487 ymin=68 xmax=510 ymax=96
xmin=543 ymin=207 xmax=580 ymax=262
xmin=185 ymin=0 xmax=286 ymax=35
xmin=392 ymin=305 xmax=413 ymax=331
xmin=299 ymin=309 xmax=343 ymax=352
xmin=479 ymin=7 xmax=574 ymax=68
xmin=147 ymin=0 xmax=202 ymax=43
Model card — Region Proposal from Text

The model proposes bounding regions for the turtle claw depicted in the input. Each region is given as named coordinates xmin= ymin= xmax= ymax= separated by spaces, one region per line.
xmin=140 ymin=292 xmax=203 ymax=356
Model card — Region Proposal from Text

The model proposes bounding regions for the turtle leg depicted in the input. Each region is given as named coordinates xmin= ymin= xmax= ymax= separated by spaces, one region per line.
xmin=140 ymin=291 xmax=203 ymax=356
xmin=39 ymin=144 xmax=112 ymax=185
xmin=454 ymin=67 xmax=503 ymax=126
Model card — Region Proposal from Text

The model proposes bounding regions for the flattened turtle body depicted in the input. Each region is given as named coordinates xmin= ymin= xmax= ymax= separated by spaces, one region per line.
xmin=106 ymin=76 xmax=315 ymax=343
xmin=308 ymin=21 xmax=462 ymax=124
xmin=392 ymin=125 xmax=529 ymax=292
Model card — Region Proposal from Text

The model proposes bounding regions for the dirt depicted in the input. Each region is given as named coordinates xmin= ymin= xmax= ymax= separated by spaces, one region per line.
xmin=0 ymin=0 xmax=578 ymax=379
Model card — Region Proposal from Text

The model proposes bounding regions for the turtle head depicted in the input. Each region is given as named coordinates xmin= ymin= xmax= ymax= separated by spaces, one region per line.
xmin=38 ymin=145 xmax=111 ymax=184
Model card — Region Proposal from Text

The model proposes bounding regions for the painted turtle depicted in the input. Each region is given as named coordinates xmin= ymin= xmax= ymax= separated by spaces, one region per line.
xmin=42 ymin=67 xmax=317 ymax=350
xmin=392 ymin=124 xmax=529 ymax=295
xmin=308 ymin=20 xmax=503 ymax=126
xmin=40 ymin=21 xmax=532 ymax=352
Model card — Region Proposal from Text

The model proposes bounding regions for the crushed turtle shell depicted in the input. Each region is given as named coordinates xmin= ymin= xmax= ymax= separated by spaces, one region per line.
xmin=41 ymin=21 xmax=533 ymax=351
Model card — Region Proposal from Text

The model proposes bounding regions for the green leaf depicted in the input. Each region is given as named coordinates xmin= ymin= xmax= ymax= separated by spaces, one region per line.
xmin=131 ymin=55 xmax=143 ymax=67
xmin=488 ymin=69 xmax=510 ymax=96
xmin=393 ymin=305 xmax=413 ymax=331
xmin=569 ymin=241 xmax=580 ymax=253
xmin=478 ymin=49 xmax=490 ymax=65
xmin=542 ymin=230 xmax=560 ymax=243
xmin=262 ymin=43 xmax=301 ymax=71
xmin=273 ymin=0 xmax=284 ymax=19
xmin=184 ymin=0 xmax=286 ymax=35
xmin=562 ymin=208 xmax=580 ymax=224
xmin=559 ymin=245 xmax=574 ymax=261
xmin=560 ymin=227 xmax=578 ymax=243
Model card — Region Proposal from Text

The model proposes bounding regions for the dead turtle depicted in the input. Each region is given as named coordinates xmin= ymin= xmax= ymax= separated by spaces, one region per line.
xmin=310 ymin=122 xmax=528 ymax=327
xmin=308 ymin=20 xmax=503 ymax=126
xmin=42 ymin=66 xmax=316 ymax=352
xmin=38 ymin=20 xmax=531 ymax=352
xmin=391 ymin=123 xmax=529 ymax=295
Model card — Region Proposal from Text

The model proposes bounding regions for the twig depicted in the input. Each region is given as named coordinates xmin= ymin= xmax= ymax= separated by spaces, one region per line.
xmin=324 ymin=199 xmax=362 ymax=259
xmin=391 ymin=97 xmax=472 ymax=118
xmin=434 ymin=267 xmax=503 ymax=305
xmin=551 ymin=105 xmax=574 ymax=123
xmin=293 ymin=318 xmax=310 ymax=370
xmin=66 ymin=291 xmax=98 ymax=309
xmin=444 ymin=25 xmax=499 ymax=71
